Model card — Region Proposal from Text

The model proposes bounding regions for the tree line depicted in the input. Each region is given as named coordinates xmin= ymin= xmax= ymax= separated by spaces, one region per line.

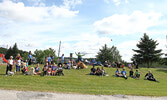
xmin=0 ymin=33 xmax=166 ymax=67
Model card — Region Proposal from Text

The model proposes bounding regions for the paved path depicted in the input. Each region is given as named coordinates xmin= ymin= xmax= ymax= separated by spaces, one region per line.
xmin=0 ymin=89 xmax=167 ymax=100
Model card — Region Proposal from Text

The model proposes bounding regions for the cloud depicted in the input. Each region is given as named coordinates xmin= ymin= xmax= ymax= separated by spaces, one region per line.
xmin=63 ymin=0 xmax=82 ymax=9
xmin=116 ymin=40 xmax=138 ymax=62
xmin=156 ymin=38 xmax=166 ymax=57
xmin=0 ymin=0 xmax=78 ymax=22
xmin=94 ymin=10 xmax=162 ymax=35
xmin=104 ymin=0 xmax=128 ymax=5
xmin=113 ymin=0 xmax=120 ymax=6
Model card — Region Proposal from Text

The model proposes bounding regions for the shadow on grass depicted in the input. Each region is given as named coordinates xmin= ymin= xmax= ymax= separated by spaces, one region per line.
xmin=156 ymin=69 xmax=167 ymax=73
xmin=0 ymin=74 xmax=6 ymax=76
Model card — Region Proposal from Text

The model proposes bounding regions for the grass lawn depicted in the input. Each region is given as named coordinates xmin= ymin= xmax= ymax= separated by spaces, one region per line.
xmin=0 ymin=64 xmax=167 ymax=96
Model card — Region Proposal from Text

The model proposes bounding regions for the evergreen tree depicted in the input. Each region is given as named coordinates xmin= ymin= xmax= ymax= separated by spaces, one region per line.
xmin=12 ymin=43 xmax=19 ymax=58
xmin=5 ymin=47 xmax=12 ymax=59
xmin=96 ymin=44 xmax=122 ymax=64
xmin=132 ymin=33 xmax=163 ymax=68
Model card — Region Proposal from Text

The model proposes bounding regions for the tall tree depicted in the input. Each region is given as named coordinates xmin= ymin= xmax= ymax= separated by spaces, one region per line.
xmin=96 ymin=44 xmax=122 ymax=64
xmin=12 ymin=43 xmax=19 ymax=58
xmin=132 ymin=33 xmax=163 ymax=68
xmin=5 ymin=47 xmax=12 ymax=59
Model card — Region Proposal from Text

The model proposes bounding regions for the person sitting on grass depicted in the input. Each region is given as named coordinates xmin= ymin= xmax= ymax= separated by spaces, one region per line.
xmin=135 ymin=69 xmax=140 ymax=79
xmin=52 ymin=63 xmax=57 ymax=76
xmin=121 ymin=68 xmax=128 ymax=79
xmin=43 ymin=63 xmax=48 ymax=76
xmin=129 ymin=68 xmax=134 ymax=78
xmin=101 ymin=67 xmax=108 ymax=76
xmin=34 ymin=63 xmax=40 ymax=75
xmin=48 ymin=62 xmax=52 ymax=76
xmin=145 ymin=71 xmax=159 ymax=82
xmin=22 ymin=61 xmax=28 ymax=75
xmin=64 ymin=61 xmax=71 ymax=69
xmin=56 ymin=63 xmax=64 ymax=76
xmin=90 ymin=65 xmax=96 ymax=75
xmin=115 ymin=68 xmax=121 ymax=77
xmin=95 ymin=67 xmax=101 ymax=76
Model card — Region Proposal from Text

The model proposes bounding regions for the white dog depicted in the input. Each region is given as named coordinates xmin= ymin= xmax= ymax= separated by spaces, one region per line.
xmin=7 ymin=71 xmax=16 ymax=76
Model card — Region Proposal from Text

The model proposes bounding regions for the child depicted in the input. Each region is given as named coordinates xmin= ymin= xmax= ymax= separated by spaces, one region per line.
xmin=90 ymin=65 xmax=96 ymax=75
xmin=22 ymin=61 xmax=28 ymax=75
xmin=121 ymin=68 xmax=127 ymax=79
xmin=135 ymin=70 xmax=140 ymax=79
xmin=56 ymin=63 xmax=64 ymax=76
xmin=101 ymin=67 xmax=108 ymax=76
xmin=43 ymin=63 xmax=48 ymax=76
xmin=52 ymin=63 xmax=57 ymax=76
xmin=129 ymin=68 xmax=134 ymax=78
xmin=95 ymin=67 xmax=101 ymax=76
xmin=16 ymin=57 xmax=21 ymax=72
xmin=34 ymin=63 xmax=40 ymax=75
xmin=115 ymin=68 xmax=121 ymax=77
xmin=48 ymin=62 xmax=52 ymax=76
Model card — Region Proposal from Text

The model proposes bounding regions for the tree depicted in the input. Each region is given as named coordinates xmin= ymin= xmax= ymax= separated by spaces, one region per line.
xmin=5 ymin=47 xmax=12 ymax=59
xmin=132 ymin=33 xmax=163 ymax=68
xmin=5 ymin=43 xmax=28 ymax=59
xmin=12 ymin=43 xmax=19 ymax=58
xmin=34 ymin=48 xmax=56 ymax=64
xmin=96 ymin=44 xmax=122 ymax=64
xmin=0 ymin=47 xmax=7 ymax=54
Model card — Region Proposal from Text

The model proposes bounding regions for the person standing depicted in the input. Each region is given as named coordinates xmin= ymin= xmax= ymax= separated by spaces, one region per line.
xmin=28 ymin=51 xmax=32 ymax=65
xmin=6 ymin=56 xmax=14 ymax=74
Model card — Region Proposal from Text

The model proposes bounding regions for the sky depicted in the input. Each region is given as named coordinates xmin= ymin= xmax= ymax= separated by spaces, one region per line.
xmin=0 ymin=0 xmax=166 ymax=62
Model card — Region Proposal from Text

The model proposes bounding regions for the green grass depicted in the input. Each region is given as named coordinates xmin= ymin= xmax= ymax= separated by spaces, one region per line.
xmin=0 ymin=64 xmax=167 ymax=96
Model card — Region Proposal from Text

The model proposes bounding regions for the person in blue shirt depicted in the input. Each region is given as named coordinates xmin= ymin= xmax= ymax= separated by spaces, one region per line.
xmin=47 ymin=56 xmax=52 ymax=63
xmin=115 ymin=68 xmax=121 ymax=77
xmin=34 ymin=63 xmax=40 ymax=75
xmin=121 ymin=68 xmax=128 ymax=79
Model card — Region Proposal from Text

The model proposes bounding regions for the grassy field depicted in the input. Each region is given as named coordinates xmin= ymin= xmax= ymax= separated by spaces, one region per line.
xmin=0 ymin=64 xmax=167 ymax=96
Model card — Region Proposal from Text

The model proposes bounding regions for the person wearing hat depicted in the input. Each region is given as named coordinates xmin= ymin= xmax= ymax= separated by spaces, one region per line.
xmin=6 ymin=56 xmax=14 ymax=75
xmin=121 ymin=68 xmax=128 ymax=79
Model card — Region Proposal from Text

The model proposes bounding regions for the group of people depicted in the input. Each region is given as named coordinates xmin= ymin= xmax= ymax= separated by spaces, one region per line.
xmin=43 ymin=62 xmax=64 ymax=76
xmin=115 ymin=67 xmax=159 ymax=82
xmin=4 ymin=52 xmax=159 ymax=82
xmin=115 ymin=68 xmax=140 ymax=79
xmin=90 ymin=65 xmax=108 ymax=76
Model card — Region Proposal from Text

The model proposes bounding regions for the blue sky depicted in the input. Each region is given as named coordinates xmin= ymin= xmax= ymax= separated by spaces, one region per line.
xmin=0 ymin=0 xmax=166 ymax=62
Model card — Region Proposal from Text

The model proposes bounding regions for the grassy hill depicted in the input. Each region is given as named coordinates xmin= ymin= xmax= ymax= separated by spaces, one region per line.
xmin=0 ymin=64 xmax=167 ymax=96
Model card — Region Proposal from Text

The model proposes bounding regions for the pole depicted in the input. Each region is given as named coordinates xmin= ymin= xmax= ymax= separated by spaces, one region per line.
xmin=57 ymin=41 xmax=61 ymax=64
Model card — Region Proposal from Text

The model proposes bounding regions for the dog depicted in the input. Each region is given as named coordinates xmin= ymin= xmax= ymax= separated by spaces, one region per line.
xmin=7 ymin=71 xmax=16 ymax=76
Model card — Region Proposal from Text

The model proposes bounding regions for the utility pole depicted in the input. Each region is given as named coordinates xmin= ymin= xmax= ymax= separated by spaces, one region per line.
xmin=57 ymin=41 xmax=61 ymax=64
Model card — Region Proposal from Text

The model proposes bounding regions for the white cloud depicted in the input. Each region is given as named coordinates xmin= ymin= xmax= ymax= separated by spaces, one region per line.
xmin=116 ymin=40 xmax=138 ymax=62
xmin=63 ymin=0 xmax=82 ymax=9
xmin=59 ymin=33 xmax=112 ymax=58
xmin=113 ymin=0 xmax=120 ymax=6
xmin=104 ymin=0 xmax=129 ymax=5
xmin=94 ymin=10 xmax=162 ymax=35
xmin=0 ymin=0 xmax=78 ymax=22
xmin=156 ymin=38 xmax=166 ymax=57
